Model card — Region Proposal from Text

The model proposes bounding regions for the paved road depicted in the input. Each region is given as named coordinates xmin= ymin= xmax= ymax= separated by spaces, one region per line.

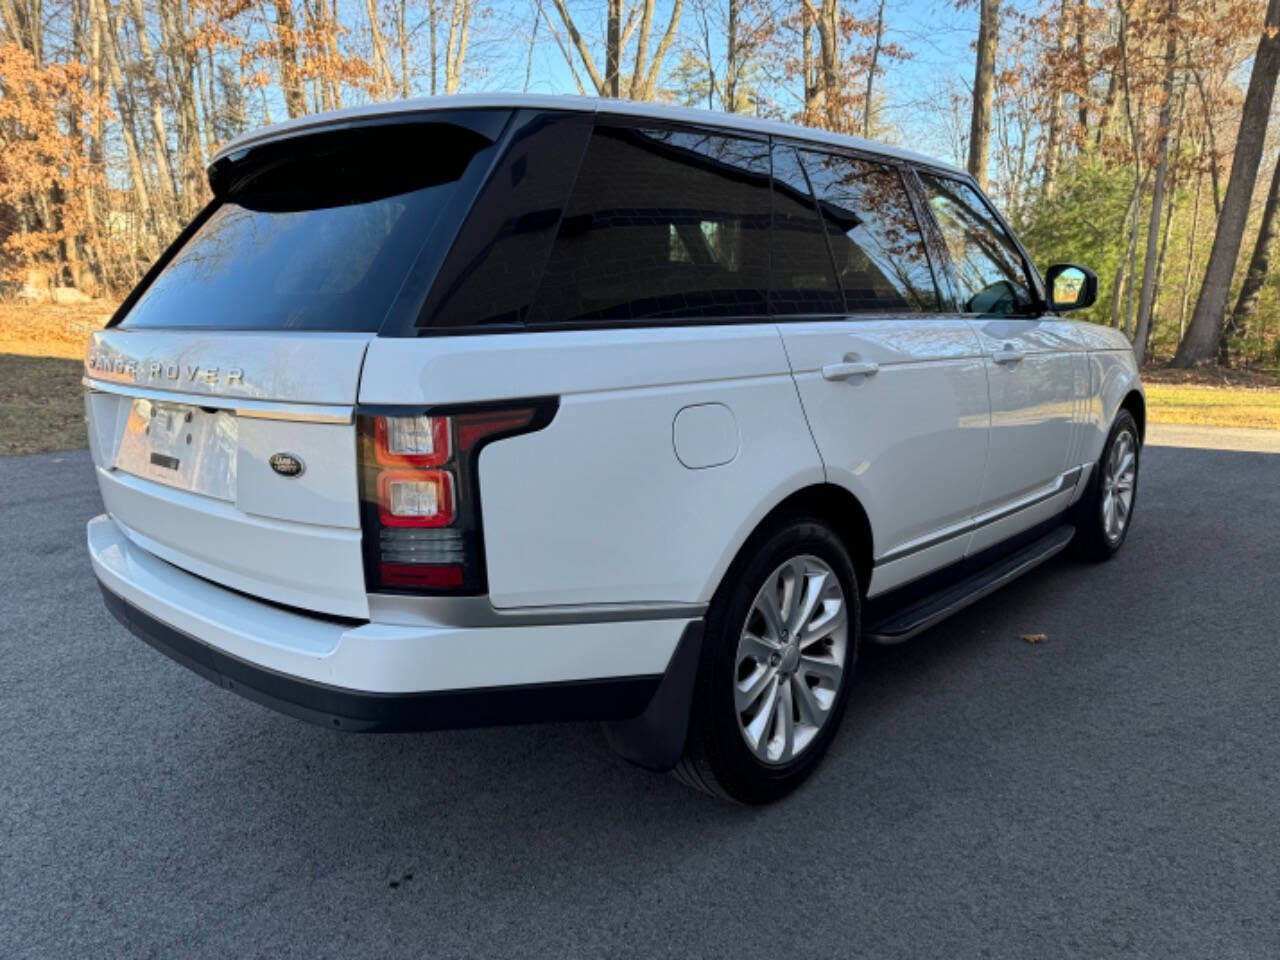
xmin=3 ymin=441 xmax=1279 ymax=959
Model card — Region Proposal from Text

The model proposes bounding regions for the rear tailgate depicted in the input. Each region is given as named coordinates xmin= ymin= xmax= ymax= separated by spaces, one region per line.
xmin=85 ymin=329 xmax=372 ymax=618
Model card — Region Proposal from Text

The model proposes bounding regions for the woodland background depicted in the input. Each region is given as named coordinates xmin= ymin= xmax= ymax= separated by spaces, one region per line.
xmin=2 ymin=0 xmax=1280 ymax=369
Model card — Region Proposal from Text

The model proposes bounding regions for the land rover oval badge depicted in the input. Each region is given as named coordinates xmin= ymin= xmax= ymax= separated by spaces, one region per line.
xmin=269 ymin=453 xmax=305 ymax=477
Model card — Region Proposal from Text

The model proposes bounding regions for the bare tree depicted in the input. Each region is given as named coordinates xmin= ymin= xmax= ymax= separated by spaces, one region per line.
xmin=1220 ymin=157 xmax=1280 ymax=363
xmin=1132 ymin=0 xmax=1179 ymax=363
xmin=967 ymin=0 xmax=999 ymax=189
xmin=547 ymin=0 xmax=686 ymax=99
xmin=1174 ymin=0 xmax=1280 ymax=367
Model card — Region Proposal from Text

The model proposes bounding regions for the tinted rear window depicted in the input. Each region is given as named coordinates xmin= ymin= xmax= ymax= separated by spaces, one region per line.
xmin=120 ymin=121 xmax=499 ymax=332
xmin=528 ymin=125 xmax=771 ymax=325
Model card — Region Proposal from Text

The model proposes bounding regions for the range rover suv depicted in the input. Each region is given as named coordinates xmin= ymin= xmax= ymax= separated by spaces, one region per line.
xmin=85 ymin=95 xmax=1143 ymax=803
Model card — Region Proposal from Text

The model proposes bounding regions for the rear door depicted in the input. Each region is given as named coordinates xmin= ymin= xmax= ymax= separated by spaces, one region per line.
xmin=770 ymin=146 xmax=991 ymax=596
xmin=915 ymin=171 xmax=1084 ymax=553
xmin=84 ymin=113 xmax=510 ymax=618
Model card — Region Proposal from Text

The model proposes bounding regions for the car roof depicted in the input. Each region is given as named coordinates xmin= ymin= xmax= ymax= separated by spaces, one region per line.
xmin=210 ymin=93 xmax=964 ymax=175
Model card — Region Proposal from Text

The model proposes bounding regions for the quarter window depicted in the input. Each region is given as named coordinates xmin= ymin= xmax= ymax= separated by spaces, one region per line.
xmin=918 ymin=173 xmax=1034 ymax=315
xmin=801 ymin=150 xmax=938 ymax=313
xmin=528 ymin=126 xmax=771 ymax=324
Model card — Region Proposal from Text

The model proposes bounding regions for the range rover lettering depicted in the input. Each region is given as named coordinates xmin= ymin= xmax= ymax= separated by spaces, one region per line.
xmin=85 ymin=95 xmax=1143 ymax=803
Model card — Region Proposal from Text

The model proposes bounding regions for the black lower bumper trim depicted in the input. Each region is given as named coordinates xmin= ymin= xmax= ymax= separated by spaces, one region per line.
xmin=99 ymin=582 xmax=662 ymax=733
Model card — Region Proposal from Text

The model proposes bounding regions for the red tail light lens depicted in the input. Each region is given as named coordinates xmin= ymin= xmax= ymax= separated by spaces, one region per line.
xmin=357 ymin=401 xmax=556 ymax=595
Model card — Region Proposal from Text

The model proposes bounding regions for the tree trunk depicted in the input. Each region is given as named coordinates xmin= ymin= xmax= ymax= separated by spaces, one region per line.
xmin=863 ymin=0 xmax=886 ymax=138
xmin=124 ymin=0 xmax=181 ymax=227
xmin=1190 ymin=66 xmax=1223 ymax=219
xmin=1220 ymin=157 xmax=1280 ymax=364
xmin=271 ymin=0 xmax=308 ymax=118
xmin=1179 ymin=161 xmax=1203 ymax=342
xmin=968 ymin=0 xmax=999 ymax=189
xmin=397 ymin=0 xmax=411 ymax=96
xmin=605 ymin=0 xmax=621 ymax=96
xmin=1042 ymin=0 xmax=1069 ymax=199
xmin=724 ymin=0 xmax=738 ymax=111
xmin=1174 ymin=0 xmax=1280 ymax=367
xmin=365 ymin=0 xmax=394 ymax=99
xmin=1132 ymin=0 xmax=1178 ymax=364
xmin=444 ymin=0 xmax=472 ymax=94
xmin=1075 ymin=0 xmax=1088 ymax=136
xmin=90 ymin=0 xmax=157 ymax=254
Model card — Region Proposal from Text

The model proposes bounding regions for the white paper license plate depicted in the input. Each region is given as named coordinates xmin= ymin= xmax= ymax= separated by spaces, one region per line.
xmin=113 ymin=398 xmax=238 ymax=500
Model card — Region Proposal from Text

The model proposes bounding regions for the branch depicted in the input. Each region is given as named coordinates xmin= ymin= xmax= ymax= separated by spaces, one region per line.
xmin=547 ymin=0 xmax=607 ymax=93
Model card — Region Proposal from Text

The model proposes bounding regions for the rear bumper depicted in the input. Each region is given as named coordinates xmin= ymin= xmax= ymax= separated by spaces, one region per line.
xmin=89 ymin=514 xmax=692 ymax=733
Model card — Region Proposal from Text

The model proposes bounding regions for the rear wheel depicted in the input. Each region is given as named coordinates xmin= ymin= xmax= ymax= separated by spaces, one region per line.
xmin=1074 ymin=410 xmax=1140 ymax=561
xmin=673 ymin=515 xmax=859 ymax=804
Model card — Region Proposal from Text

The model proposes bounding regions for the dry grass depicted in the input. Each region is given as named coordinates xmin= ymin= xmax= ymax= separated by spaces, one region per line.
xmin=0 ymin=354 xmax=88 ymax=454
xmin=0 ymin=302 xmax=109 ymax=454
xmin=1144 ymin=382 xmax=1280 ymax=430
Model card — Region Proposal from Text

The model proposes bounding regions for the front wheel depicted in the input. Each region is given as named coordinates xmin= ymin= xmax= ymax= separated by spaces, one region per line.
xmin=673 ymin=515 xmax=859 ymax=804
xmin=1074 ymin=409 xmax=1140 ymax=561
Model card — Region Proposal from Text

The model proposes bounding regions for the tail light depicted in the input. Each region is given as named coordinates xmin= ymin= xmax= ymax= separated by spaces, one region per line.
xmin=357 ymin=400 xmax=556 ymax=594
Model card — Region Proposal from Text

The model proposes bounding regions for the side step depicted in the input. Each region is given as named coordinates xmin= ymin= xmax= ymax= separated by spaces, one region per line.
xmin=863 ymin=524 xmax=1076 ymax=644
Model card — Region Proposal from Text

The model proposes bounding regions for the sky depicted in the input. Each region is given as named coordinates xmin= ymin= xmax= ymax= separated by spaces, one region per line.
xmin=451 ymin=0 xmax=988 ymax=165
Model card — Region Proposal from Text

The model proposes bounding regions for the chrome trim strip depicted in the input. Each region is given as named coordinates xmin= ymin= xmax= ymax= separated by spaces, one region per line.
xmin=367 ymin=593 xmax=708 ymax=629
xmin=866 ymin=528 xmax=1075 ymax=645
xmin=875 ymin=466 xmax=1085 ymax=565
xmin=83 ymin=377 xmax=353 ymax=424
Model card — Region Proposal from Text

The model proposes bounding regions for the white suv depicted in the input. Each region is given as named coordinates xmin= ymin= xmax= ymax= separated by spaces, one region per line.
xmin=85 ymin=95 xmax=1143 ymax=803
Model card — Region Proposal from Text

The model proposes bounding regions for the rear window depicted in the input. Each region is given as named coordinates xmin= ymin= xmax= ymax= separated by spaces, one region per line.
xmin=527 ymin=125 xmax=771 ymax=325
xmin=119 ymin=120 xmax=500 ymax=332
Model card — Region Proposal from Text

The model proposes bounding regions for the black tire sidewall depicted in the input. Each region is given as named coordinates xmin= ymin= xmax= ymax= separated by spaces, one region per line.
xmin=690 ymin=515 xmax=860 ymax=802
xmin=1078 ymin=410 xmax=1141 ymax=559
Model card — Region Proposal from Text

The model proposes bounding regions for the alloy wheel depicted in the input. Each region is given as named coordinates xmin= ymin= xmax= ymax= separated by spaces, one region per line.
xmin=733 ymin=555 xmax=848 ymax=765
xmin=1101 ymin=427 xmax=1137 ymax=543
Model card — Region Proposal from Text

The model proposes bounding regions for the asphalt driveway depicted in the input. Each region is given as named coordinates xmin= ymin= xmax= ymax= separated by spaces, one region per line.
xmin=2 ymin=441 xmax=1278 ymax=959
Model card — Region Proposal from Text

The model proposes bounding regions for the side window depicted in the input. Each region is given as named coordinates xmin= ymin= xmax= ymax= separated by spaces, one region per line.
xmin=422 ymin=113 xmax=591 ymax=329
xmin=770 ymin=146 xmax=843 ymax=315
xmin=918 ymin=172 xmax=1034 ymax=316
xmin=528 ymin=125 xmax=771 ymax=324
xmin=801 ymin=150 xmax=938 ymax=313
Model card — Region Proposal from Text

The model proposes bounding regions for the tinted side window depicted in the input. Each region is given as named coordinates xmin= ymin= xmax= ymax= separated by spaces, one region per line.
xmin=528 ymin=126 xmax=770 ymax=324
xmin=422 ymin=113 xmax=591 ymax=329
xmin=918 ymin=173 xmax=1033 ymax=316
xmin=800 ymin=150 xmax=938 ymax=313
xmin=770 ymin=146 xmax=843 ymax=315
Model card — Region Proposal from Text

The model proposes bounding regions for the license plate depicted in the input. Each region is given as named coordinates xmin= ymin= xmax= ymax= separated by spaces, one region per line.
xmin=113 ymin=398 xmax=238 ymax=500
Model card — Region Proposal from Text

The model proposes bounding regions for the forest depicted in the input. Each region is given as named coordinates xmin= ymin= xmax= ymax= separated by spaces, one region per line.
xmin=1 ymin=0 xmax=1278 ymax=368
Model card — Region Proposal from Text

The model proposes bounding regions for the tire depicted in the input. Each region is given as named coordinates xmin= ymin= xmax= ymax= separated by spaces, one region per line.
xmin=1073 ymin=409 xmax=1140 ymax=562
xmin=673 ymin=514 xmax=860 ymax=804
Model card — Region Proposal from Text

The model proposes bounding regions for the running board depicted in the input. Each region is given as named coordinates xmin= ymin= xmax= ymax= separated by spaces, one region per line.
xmin=863 ymin=524 xmax=1076 ymax=645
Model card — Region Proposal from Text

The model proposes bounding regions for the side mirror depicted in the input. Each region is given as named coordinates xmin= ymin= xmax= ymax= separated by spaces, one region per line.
xmin=1044 ymin=263 xmax=1098 ymax=312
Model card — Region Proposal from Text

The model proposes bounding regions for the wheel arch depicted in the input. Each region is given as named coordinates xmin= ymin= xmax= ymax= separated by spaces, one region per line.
xmin=1120 ymin=388 xmax=1146 ymax=443
xmin=715 ymin=483 xmax=875 ymax=603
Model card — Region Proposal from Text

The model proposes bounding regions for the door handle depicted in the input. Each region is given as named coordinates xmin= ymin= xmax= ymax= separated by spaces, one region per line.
xmin=822 ymin=357 xmax=880 ymax=381
xmin=991 ymin=344 xmax=1026 ymax=365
